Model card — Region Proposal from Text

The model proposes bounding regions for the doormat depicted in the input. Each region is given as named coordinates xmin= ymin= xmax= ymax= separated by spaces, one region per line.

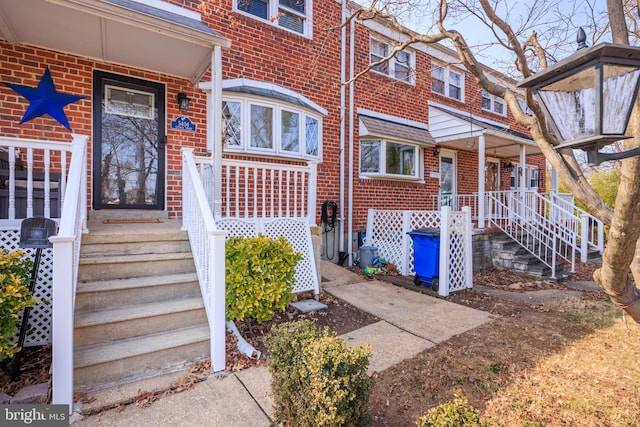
xmin=102 ymin=218 xmax=164 ymax=224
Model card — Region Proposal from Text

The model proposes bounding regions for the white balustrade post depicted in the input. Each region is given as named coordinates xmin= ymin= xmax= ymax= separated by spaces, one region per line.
xmin=580 ymin=214 xmax=589 ymax=263
xmin=462 ymin=206 xmax=473 ymax=289
xmin=209 ymin=230 xmax=227 ymax=372
xmin=400 ymin=211 xmax=412 ymax=275
xmin=438 ymin=206 xmax=451 ymax=297
xmin=307 ymin=162 xmax=318 ymax=226
xmin=49 ymin=236 xmax=76 ymax=413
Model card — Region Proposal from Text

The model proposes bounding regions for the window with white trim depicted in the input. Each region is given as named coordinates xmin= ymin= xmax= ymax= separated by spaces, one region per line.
xmin=431 ymin=64 xmax=463 ymax=100
xmin=370 ymin=38 xmax=415 ymax=83
xmin=360 ymin=139 xmax=421 ymax=179
xmin=235 ymin=0 xmax=312 ymax=37
xmin=510 ymin=165 xmax=539 ymax=189
xmin=481 ymin=89 xmax=506 ymax=116
xmin=517 ymin=97 xmax=533 ymax=115
xmin=222 ymin=96 xmax=322 ymax=160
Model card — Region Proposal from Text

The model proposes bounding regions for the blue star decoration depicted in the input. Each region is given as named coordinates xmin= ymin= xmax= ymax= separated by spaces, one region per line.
xmin=3 ymin=67 xmax=86 ymax=131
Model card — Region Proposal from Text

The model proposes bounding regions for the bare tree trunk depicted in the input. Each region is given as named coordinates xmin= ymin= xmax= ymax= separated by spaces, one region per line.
xmin=593 ymin=97 xmax=640 ymax=322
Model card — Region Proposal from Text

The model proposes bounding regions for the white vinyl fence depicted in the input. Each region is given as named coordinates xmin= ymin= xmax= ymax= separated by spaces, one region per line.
xmin=365 ymin=206 xmax=473 ymax=296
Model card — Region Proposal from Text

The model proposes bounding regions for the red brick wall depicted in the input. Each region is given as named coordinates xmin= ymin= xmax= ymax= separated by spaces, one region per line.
xmin=0 ymin=0 xmax=543 ymax=226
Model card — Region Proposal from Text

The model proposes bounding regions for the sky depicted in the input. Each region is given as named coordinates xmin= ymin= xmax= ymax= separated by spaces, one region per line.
xmin=393 ymin=0 xmax=610 ymax=74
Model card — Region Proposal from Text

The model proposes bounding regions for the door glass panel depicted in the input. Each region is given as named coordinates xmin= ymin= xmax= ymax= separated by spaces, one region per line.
xmin=440 ymin=155 xmax=454 ymax=208
xmin=100 ymin=87 xmax=159 ymax=207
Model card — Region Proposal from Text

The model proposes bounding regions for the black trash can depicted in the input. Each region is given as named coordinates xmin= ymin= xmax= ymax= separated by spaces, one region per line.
xmin=407 ymin=227 xmax=440 ymax=291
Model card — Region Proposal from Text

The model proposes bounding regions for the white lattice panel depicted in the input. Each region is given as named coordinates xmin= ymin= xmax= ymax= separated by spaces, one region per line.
xmin=216 ymin=217 xmax=319 ymax=295
xmin=365 ymin=210 xmax=405 ymax=272
xmin=1 ymin=228 xmax=52 ymax=347
xmin=446 ymin=211 xmax=468 ymax=293
xmin=261 ymin=218 xmax=318 ymax=294
xmin=217 ymin=218 xmax=258 ymax=239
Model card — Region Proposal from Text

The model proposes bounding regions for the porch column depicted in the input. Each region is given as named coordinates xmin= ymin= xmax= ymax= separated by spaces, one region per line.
xmin=212 ymin=45 xmax=223 ymax=220
xmin=477 ymin=134 xmax=486 ymax=229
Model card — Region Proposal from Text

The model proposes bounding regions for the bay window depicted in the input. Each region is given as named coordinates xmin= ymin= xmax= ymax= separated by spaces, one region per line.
xmin=223 ymin=96 xmax=322 ymax=161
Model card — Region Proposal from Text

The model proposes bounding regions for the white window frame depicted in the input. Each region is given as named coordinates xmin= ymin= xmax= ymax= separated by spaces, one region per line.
xmin=222 ymin=95 xmax=322 ymax=161
xmin=233 ymin=0 xmax=313 ymax=38
xmin=517 ymin=97 xmax=533 ymax=115
xmin=431 ymin=63 xmax=464 ymax=101
xmin=370 ymin=37 xmax=415 ymax=84
xmin=511 ymin=164 xmax=540 ymax=189
xmin=481 ymin=89 xmax=506 ymax=116
xmin=359 ymin=138 xmax=423 ymax=181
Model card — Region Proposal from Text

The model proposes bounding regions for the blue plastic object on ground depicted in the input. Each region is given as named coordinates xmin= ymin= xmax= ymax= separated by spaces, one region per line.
xmin=407 ymin=227 xmax=440 ymax=290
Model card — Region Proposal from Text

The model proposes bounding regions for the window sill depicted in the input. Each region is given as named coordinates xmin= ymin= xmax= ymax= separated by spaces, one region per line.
xmin=359 ymin=173 xmax=425 ymax=183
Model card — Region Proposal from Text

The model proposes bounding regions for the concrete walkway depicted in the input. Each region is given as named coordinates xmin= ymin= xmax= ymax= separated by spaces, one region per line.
xmin=72 ymin=261 xmax=492 ymax=426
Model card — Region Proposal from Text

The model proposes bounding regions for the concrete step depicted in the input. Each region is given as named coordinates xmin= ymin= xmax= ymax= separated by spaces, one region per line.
xmin=75 ymin=272 xmax=200 ymax=311
xmin=74 ymin=324 xmax=210 ymax=392
xmin=74 ymin=296 xmax=207 ymax=346
xmin=78 ymin=252 xmax=196 ymax=282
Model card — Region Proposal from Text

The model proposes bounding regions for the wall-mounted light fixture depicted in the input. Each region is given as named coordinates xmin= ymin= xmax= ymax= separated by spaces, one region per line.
xmin=433 ymin=146 xmax=440 ymax=157
xmin=177 ymin=92 xmax=190 ymax=112
xmin=503 ymin=161 xmax=514 ymax=172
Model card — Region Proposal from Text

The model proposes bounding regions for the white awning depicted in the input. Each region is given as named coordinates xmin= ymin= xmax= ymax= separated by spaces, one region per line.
xmin=0 ymin=0 xmax=230 ymax=83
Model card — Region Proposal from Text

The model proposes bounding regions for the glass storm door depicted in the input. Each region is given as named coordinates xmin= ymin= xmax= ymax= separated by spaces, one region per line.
xmin=93 ymin=71 xmax=165 ymax=210
xmin=439 ymin=151 xmax=456 ymax=209
xmin=485 ymin=159 xmax=500 ymax=218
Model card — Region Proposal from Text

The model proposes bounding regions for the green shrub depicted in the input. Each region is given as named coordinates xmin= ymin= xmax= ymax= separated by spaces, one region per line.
xmin=416 ymin=390 xmax=491 ymax=427
xmin=0 ymin=249 xmax=36 ymax=362
xmin=268 ymin=320 xmax=372 ymax=427
xmin=225 ymin=234 xmax=302 ymax=322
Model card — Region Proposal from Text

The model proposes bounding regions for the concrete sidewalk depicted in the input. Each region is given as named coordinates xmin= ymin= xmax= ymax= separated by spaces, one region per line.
xmin=72 ymin=262 xmax=492 ymax=426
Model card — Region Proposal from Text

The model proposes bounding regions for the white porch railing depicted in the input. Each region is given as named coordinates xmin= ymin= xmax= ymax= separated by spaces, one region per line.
xmin=487 ymin=190 xmax=577 ymax=278
xmin=182 ymin=148 xmax=227 ymax=373
xmin=221 ymin=158 xmax=317 ymax=223
xmin=47 ymin=134 xmax=88 ymax=412
xmin=548 ymin=192 xmax=604 ymax=262
xmin=1 ymin=137 xmax=71 ymax=225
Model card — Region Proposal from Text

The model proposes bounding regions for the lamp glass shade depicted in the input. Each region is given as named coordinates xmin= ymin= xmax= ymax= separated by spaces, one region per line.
xmin=536 ymin=63 xmax=640 ymax=144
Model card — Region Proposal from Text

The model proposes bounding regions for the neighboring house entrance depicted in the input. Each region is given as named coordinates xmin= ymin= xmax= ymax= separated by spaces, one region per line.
xmin=92 ymin=71 xmax=166 ymax=210
xmin=439 ymin=150 xmax=456 ymax=208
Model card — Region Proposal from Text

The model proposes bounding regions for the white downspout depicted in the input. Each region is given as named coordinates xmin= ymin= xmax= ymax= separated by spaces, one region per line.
xmin=212 ymin=45 xmax=223 ymax=220
xmin=339 ymin=0 xmax=346 ymax=261
xmin=477 ymin=133 xmax=486 ymax=229
xmin=347 ymin=10 xmax=355 ymax=265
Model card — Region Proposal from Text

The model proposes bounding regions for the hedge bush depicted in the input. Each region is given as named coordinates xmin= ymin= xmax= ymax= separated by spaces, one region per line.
xmin=268 ymin=320 xmax=372 ymax=426
xmin=416 ymin=390 xmax=491 ymax=427
xmin=225 ymin=234 xmax=302 ymax=322
xmin=0 ymin=249 xmax=36 ymax=362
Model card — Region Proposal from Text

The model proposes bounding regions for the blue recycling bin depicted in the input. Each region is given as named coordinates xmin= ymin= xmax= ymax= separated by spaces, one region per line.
xmin=407 ymin=227 xmax=440 ymax=290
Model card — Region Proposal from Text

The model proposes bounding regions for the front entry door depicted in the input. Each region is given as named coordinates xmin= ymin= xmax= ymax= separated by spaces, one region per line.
xmin=485 ymin=159 xmax=500 ymax=218
xmin=439 ymin=151 xmax=456 ymax=209
xmin=93 ymin=71 xmax=165 ymax=210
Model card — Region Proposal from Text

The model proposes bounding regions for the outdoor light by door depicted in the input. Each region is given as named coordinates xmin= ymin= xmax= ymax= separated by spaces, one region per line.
xmin=177 ymin=92 xmax=190 ymax=112
xmin=518 ymin=28 xmax=640 ymax=165
xmin=503 ymin=161 xmax=514 ymax=172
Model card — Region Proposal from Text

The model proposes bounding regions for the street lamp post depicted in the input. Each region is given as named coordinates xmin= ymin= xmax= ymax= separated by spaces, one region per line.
xmin=518 ymin=30 xmax=640 ymax=165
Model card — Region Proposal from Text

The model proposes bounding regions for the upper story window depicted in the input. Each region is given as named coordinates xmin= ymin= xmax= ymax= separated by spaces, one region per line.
xmin=222 ymin=96 xmax=321 ymax=161
xmin=517 ymin=98 xmax=533 ymax=115
xmin=481 ymin=89 xmax=506 ymax=116
xmin=360 ymin=139 xmax=420 ymax=179
xmin=431 ymin=64 xmax=463 ymax=101
xmin=235 ymin=0 xmax=312 ymax=37
xmin=370 ymin=38 xmax=415 ymax=83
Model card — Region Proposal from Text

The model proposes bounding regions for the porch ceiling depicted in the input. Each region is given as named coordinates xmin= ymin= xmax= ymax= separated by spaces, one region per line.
xmin=428 ymin=104 xmax=541 ymax=159
xmin=0 ymin=0 xmax=230 ymax=84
